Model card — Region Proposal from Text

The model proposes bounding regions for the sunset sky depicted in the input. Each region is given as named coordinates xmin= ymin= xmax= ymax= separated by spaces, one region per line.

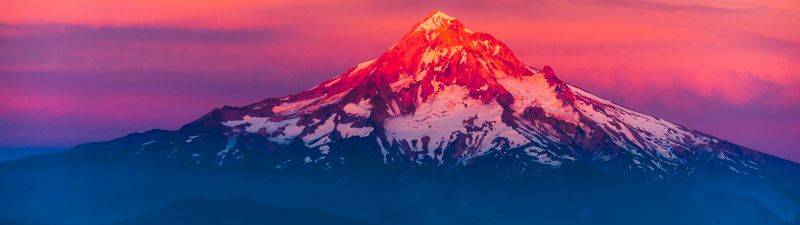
xmin=1 ymin=0 xmax=798 ymax=161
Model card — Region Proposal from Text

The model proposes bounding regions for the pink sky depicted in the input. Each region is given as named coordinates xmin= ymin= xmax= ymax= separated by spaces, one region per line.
xmin=1 ymin=0 xmax=799 ymax=161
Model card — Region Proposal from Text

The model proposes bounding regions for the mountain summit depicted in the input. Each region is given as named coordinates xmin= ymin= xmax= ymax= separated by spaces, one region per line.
xmin=299 ymin=10 xmax=532 ymax=109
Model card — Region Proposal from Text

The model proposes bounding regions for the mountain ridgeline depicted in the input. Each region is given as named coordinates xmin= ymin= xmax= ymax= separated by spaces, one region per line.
xmin=1 ymin=11 xmax=799 ymax=225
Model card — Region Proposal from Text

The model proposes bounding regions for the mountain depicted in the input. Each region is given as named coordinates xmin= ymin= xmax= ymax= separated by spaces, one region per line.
xmin=0 ymin=147 xmax=66 ymax=162
xmin=2 ymin=11 xmax=800 ymax=225
xmin=63 ymin=11 xmax=784 ymax=180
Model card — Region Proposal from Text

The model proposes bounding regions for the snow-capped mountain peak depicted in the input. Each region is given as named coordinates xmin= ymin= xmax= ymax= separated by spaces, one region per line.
xmin=118 ymin=11 xmax=769 ymax=181
xmin=282 ymin=11 xmax=537 ymax=112
xmin=414 ymin=11 xmax=459 ymax=32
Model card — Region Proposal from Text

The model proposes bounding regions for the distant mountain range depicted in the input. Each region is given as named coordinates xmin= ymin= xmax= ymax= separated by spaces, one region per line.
xmin=1 ymin=11 xmax=798 ymax=225
xmin=0 ymin=147 xmax=65 ymax=161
